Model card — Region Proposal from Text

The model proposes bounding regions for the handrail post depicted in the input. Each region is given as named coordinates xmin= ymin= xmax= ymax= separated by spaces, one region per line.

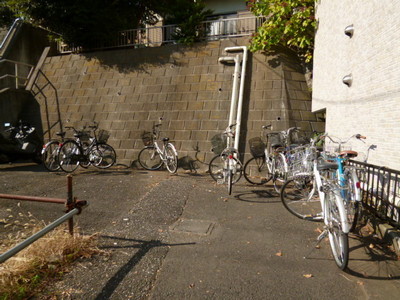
xmin=14 ymin=63 xmax=18 ymax=89
xmin=67 ymin=175 xmax=74 ymax=235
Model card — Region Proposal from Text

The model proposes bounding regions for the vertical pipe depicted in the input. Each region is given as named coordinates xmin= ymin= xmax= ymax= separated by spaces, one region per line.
xmin=228 ymin=55 xmax=241 ymax=147
xmin=224 ymin=46 xmax=248 ymax=150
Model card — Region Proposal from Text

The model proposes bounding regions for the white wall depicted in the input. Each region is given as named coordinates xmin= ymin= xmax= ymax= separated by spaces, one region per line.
xmin=312 ymin=0 xmax=400 ymax=170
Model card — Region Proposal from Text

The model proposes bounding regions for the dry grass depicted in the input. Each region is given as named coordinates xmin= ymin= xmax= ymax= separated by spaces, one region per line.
xmin=0 ymin=208 xmax=102 ymax=300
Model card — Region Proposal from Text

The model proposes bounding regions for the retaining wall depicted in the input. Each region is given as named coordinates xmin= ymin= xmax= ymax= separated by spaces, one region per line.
xmin=36 ymin=37 xmax=323 ymax=168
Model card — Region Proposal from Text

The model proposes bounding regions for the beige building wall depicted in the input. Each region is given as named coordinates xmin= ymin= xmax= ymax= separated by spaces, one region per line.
xmin=312 ymin=0 xmax=400 ymax=170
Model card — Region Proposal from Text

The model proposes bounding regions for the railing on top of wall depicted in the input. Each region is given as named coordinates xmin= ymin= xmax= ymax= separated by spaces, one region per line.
xmin=58 ymin=15 xmax=265 ymax=53
xmin=350 ymin=160 xmax=400 ymax=228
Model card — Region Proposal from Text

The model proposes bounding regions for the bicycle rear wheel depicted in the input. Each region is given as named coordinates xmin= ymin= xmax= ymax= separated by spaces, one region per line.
xmin=58 ymin=140 xmax=81 ymax=173
xmin=325 ymin=189 xmax=349 ymax=270
xmin=42 ymin=141 xmax=60 ymax=172
xmin=209 ymin=155 xmax=242 ymax=183
xmin=165 ymin=143 xmax=178 ymax=174
xmin=243 ymin=156 xmax=272 ymax=185
xmin=280 ymin=176 xmax=321 ymax=221
xmin=138 ymin=146 xmax=163 ymax=170
xmin=95 ymin=143 xmax=116 ymax=169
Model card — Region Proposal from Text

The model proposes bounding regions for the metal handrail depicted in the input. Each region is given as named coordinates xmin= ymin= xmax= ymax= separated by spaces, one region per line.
xmin=0 ymin=18 xmax=22 ymax=58
xmin=58 ymin=15 xmax=265 ymax=53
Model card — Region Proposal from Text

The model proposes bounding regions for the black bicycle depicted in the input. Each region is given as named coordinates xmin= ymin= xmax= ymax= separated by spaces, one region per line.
xmin=57 ymin=123 xmax=116 ymax=173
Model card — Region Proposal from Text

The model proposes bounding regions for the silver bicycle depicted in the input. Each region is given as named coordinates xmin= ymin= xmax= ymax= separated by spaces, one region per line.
xmin=208 ymin=124 xmax=243 ymax=195
xmin=138 ymin=118 xmax=178 ymax=174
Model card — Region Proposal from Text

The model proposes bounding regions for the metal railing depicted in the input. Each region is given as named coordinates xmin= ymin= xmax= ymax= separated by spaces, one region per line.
xmin=0 ymin=59 xmax=34 ymax=93
xmin=58 ymin=15 xmax=264 ymax=53
xmin=0 ymin=176 xmax=88 ymax=263
xmin=350 ymin=160 xmax=400 ymax=228
xmin=0 ymin=18 xmax=22 ymax=58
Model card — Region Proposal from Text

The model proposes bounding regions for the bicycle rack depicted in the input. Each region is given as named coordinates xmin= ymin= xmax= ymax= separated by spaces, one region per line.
xmin=0 ymin=175 xmax=88 ymax=263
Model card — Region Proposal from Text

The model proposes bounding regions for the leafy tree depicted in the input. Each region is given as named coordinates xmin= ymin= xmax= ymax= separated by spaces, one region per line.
xmin=161 ymin=0 xmax=213 ymax=45
xmin=247 ymin=0 xmax=316 ymax=64
xmin=0 ymin=0 xmax=212 ymax=48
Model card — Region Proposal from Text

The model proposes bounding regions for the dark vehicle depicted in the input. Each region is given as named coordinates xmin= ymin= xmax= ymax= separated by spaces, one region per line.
xmin=0 ymin=120 xmax=42 ymax=163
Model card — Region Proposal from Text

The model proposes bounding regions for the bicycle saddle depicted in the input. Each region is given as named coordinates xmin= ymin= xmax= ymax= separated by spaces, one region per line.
xmin=56 ymin=132 xmax=66 ymax=138
xmin=162 ymin=137 xmax=169 ymax=142
xmin=338 ymin=150 xmax=358 ymax=158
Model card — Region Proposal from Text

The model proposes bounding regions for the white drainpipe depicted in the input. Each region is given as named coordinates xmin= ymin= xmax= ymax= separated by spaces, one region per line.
xmin=218 ymin=55 xmax=241 ymax=148
xmin=224 ymin=46 xmax=248 ymax=150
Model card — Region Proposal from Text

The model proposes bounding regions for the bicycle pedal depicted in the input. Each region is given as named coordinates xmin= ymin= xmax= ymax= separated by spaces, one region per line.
xmin=217 ymin=179 xmax=224 ymax=185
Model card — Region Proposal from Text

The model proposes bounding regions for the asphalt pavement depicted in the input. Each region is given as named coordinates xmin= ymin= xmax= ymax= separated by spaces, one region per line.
xmin=1 ymin=163 xmax=399 ymax=299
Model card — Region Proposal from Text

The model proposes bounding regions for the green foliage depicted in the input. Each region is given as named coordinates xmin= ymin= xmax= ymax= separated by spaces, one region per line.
xmin=247 ymin=0 xmax=316 ymax=63
xmin=0 ymin=0 xmax=213 ymax=48
xmin=161 ymin=0 xmax=213 ymax=45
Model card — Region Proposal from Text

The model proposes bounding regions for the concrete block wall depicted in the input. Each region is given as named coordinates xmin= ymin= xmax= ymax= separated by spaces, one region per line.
xmin=35 ymin=37 xmax=321 ymax=168
xmin=313 ymin=1 xmax=400 ymax=170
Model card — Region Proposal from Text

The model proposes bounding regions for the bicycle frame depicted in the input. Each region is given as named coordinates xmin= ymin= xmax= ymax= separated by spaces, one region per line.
xmin=313 ymin=160 xmax=350 ymax=234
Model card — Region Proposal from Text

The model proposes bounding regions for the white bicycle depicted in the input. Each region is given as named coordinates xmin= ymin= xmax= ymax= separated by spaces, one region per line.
xmin=138 ymin=118 xmax=178 ymax=174
xmin=208 ymin=124 xmax=243 ymax=195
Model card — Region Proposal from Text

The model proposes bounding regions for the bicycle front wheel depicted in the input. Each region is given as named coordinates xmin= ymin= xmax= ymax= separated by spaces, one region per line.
xmin=344 ymin=168 xmax=361 ymax=232
xmin=209 ymin=155 xmax=242 ymax=183
xmin=325 ymin=189 xmax=349 ymax=270
xmin=58 ymin=140 xmax=81 ymax=173
xmin=227 ymin=168 xmax=233 ymax=195
xmin=280 ymin=176 xmax=321 ymax=221
xmin=42 ymin=141 xmax=60 ymax=172
xmin=165 ymin=143 xmax=178 ymax=174
xmin=138 ymin=146 xmax=163 ymax=170
xmin=273 ymin=153 xmax=287 ymax=193
xmin=243 ymin=156 xmax=272 ymax=185
xmin=95 ymin=143 xmax=116 ymax=169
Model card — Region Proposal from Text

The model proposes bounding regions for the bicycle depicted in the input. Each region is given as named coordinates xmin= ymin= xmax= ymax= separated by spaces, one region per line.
xmin=243 ymin=125 xmax=301 ymax=193
xmin=57 ymin=123 xmax=116 ymax=173
xmin=137 ymin=118 xmax=178 ymax=174
xmin=42 ymin=131 xmax=67 ymax=172
xmin=281 ymin=134 xmax=366 ymax=229
xmin=208 ymin=124 xmax=243 ymax=195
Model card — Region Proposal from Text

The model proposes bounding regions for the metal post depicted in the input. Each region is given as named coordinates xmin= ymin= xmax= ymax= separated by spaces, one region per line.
xmin=0 ymin=208 xmax=82 ymax=264
xmin=67 ymin=175 xmax=74 ymax=235
xmin=15 ymin=63 xmax=18 ymax=89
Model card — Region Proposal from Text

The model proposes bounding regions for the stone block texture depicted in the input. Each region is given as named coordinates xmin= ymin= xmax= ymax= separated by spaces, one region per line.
xmin=313 ymin=1 xmax=400 ymax=170
xmin=34 ymin=37 xmax=319 ymax=167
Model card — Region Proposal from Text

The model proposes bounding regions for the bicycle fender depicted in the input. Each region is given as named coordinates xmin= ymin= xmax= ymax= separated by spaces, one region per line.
xmin=41 ymin=140 xmax=59 ymax=154
xmin=168 ymin=143 xmax=178 ymax=156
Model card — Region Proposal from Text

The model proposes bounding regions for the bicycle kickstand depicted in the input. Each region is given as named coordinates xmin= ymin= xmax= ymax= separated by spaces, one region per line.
xmin=303 ymin=228 xmax=328 ymax=259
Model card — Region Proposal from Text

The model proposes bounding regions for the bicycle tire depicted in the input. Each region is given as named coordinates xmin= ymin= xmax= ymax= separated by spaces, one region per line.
xmin=42 ymin=140 xmax=61 ymax=172
xmin=95 ymin=143 xmax=116 ymax=169
xmin=138 ymin=146 xmax=163 ymax=170
xmin=227 ymin=168 xmax=233 ymax=195
xmin=58 ymin=140 xmax=81 ymax=173
xmin=280 ymin=176 xmax=321 ymax=221
xmin=273 ymin=153 xmax=287 ymax=193
xmin=343 ymin=168 xmax=361 ymax=232
xmin=243 ymin=156 xmax=272 ymax=185
xmin=165 ymin=143 xmax=178 ymax=174
xmin=209 ymin=155 xmax=242 ymax=183
xmin=325 ymin=189 xmax=349 ymax=270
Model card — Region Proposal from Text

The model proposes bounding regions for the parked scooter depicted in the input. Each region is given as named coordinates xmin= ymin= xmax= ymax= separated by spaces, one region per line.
xmin=0 ymin=120 xmax=42 ymax=163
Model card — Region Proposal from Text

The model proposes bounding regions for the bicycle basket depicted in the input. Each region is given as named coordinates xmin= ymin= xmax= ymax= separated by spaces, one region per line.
xmin=287 ymin=145 xmax=316 ymax=178
xmin=98 ymin=129 xmax=110 ymax=143
xmin=267 ymin=132 xmax=284 ymax=148
xmin=78 ymin=130 xmax=91 ymax=143
xmin=211 ymin=133 xmax=227 ymax=155
xmin=141 ymin=131 xmax=154 ymax=146
xmin=248 ymin=137 xmax=266 ymax=158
